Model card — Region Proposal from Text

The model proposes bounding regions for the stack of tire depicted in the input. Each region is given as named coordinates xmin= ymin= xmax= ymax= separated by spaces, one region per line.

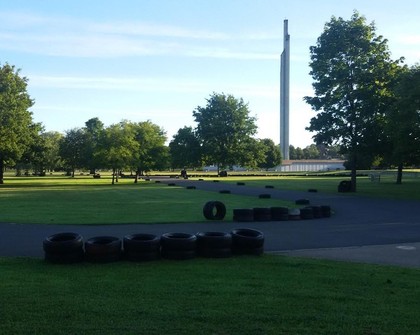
xmin=270 ymin=207 xmax=289 ymax=221
xmin=160 ymin=233 xmax=197 ymax=260
xmin=44 ymin=228 xmax=265 ymax=264
xmin=123 ymin=233 xmax=160 ymax=261
xmin=231 ymin=228 xmax=264 ymax=256
xmin=85 ymin=236 xmax=122 ymax=263
xmin=43 ymin=232 xmax=84 ymax=264
xmin=196 ymin=232 xmax=232 ymax=258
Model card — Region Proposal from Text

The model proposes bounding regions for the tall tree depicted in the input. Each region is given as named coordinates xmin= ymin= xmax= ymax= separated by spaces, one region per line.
xmin=169 ymin=126 xmax=202 ymax=169
xmin=132 ymin=121 xmax=168 ymax=182
xmin=304 ymin=12 xmax=402 ymax=191
xmin=193 ymin=92 xmax=258 ymax=174
xmin=59 ymin=128 xmax=87 ymax=177
xmin=257 ymin=138 xmax=282 ymax=170
xmin=386 ymin=65 xmax=420 ymax=183
xmin=96 ymin=121 xmax=139 ymax=185
xmin=0 ymin=63 xmax=35 ymax=183
xmin=83 ymin=117 xmax=104 ymax=174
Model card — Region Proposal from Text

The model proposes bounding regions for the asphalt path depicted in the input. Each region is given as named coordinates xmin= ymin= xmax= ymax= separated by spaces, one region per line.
xmin=1 ymin=177 xmax=420 ymax=268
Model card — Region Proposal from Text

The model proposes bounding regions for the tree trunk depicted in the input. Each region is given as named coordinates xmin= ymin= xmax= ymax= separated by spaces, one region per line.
xmin=350 ymin=154 xmax=357 ymax=192
xmin=112 ymin=168 xmax=115 ymax=185
xmin=396 ymin=163 xmax=403 ymax=184
xmin=134 ymin=168 xmax=139 ymax=184
xmin=0 ymin=158 xmax=4 ymax=184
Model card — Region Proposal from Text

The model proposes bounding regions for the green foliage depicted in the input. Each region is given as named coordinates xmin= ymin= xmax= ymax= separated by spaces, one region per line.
xmin=0 ymin=63 xmax=35 ymax=183
xmin=169 ymin=126 xmax=202 ymax=169
xmin=1 ymin=256 xmax=419 ymax=334
xmin=304 ymin=12 xmax=402 ymax=191
xmin=257 ymin=138 xmax=282 ymax=169
xmin=132 ymin=120 xmax=168 ymax=174
xmin=59 ymin=128 xmax=87 ymax=176
xmin=193 ymin=93 xmax=258 ymax=171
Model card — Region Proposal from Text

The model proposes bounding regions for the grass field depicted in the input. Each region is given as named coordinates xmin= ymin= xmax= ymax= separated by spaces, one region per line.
xmin=0 ymin=174 xmax=293 ymax=224
xmin=1 ymin=171 xmax=420 ymax=334
xmin=1 ymin=256 xmax=419 ymax=335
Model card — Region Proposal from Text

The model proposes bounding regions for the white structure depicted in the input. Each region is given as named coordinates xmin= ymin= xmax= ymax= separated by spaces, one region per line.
xmin=280 ymin=19 xmax=290 ymax=160
xmin=278 ymin=160 xmax=345 ymax=172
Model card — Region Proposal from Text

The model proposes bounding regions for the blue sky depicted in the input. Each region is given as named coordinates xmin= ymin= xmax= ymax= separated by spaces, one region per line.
xmin=1 ymin=0 xmax=419 ymax=147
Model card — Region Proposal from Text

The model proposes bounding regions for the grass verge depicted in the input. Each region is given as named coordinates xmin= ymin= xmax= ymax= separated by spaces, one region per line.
xmin=0 ymin=176 xmax=292 ymax=224
xmin=1 ymin=256 xmax=419 ymax=335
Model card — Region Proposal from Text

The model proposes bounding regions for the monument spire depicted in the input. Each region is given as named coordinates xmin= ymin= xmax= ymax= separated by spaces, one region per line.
xmin=280 ymin=19 xmax=290 ymax=160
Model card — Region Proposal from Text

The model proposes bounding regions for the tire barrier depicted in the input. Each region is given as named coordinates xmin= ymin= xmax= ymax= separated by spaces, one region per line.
xmin=219 ymin=190 xmax=231 ymax=194
xmin=233 ymin=208 xmax=254 ymax=222
xmin=43 ymin=232 xmax=84 ymax=264
xmin=123 ymin=234 xmax=160 ymax=261
xmin=308 ymin=188 xmax=318 ymax=193
xmin=295 ymin=199 xmax=310 ymax=205
xmin=160 ymin=233 xmax=197 ymax=260
xmin=265 ymin=185 xmax=274 ymax=189
xmin=321 ymin=205 xmax=331 ymax=217
xmin=237 ymin=182 xmax=245 ymax=186
xmin=270 ymin=207 xmax=289 ymax=221
xmin=231 ymin=228 xmax=264 ymax=256
xmin=44 ymin=227 xmax=267 ymax=264
xmin=300 ymin=207 xmax=314 ymax=220
xmin=253 ymin=207 xmax=271 ymax=221
xmin=196 ymin=232 xmax=232 ymax=258
xmin=258 ymin=194 xmax=271 ymax=199
xmin=186 ymin=186 xmax=196 ymax=190
xmin=85 ymin=236 xmax=122 ymax=263
xmin=288 ymin=208 xmax=301 ymax=220
xmin=203 ymin=201 xmax=227 ymax=220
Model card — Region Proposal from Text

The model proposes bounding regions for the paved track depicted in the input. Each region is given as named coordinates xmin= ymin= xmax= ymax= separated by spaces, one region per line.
xmin=1 ymin=177 xmax=420 ymax=268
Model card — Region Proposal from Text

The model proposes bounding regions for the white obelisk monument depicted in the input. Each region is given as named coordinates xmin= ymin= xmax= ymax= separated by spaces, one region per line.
xmin=280 ymin=19 xmax=290 ymax=160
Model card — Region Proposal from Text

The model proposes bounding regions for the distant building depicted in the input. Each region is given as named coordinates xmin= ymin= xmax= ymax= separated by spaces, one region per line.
xmin=277 ymin=160 xmax=345 ymax=172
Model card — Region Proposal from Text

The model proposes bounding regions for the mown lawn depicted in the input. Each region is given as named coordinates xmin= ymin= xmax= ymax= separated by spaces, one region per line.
xmin=194 ymin=174 xmax=420 ymax=200
xmin=1 ymin=255 xmax=419 ymax=335
xmin=0 ymin=175 xmax=293 ymax=224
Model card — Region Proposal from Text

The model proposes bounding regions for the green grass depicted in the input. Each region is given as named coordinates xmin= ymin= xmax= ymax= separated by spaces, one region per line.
xmin=0 ymin=175 xmax=292 ymax=224
xmin=193 ymin=173 xmax=420 ymax=200
xmin=1 ymin=256 xmax=419 ymax=335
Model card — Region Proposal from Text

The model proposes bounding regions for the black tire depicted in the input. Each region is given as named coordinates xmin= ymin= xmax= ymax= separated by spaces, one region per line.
xmin=258 ymin=194 xmax=271 ymax=199
xmin=308 ymin=188 xmax=318 ymax=193
xmin=231 ymin=228 xmax=264 ymax=249
xmin=233 ymin=209 xmax=254 ymax=222
xmin=237 ymin=182 xmax=245 ymax=186
xmin=168 ymin=183 xmax=176 ymax=186
xmin=253 ymin=207 xmax=271 ymax=221
xmin=186 ymin=186 xmax=196 ymax=189
xmin=161 ymin=249 xmax=196 ymax=260
xmin=295 ymin=199 xmax=310 ymax=205
xmin=196 ymin=232 xmax=232 ymax=249
xmin=321 ymin=205 xmax=331 ymax=217
xmin=43 ymin=232 xmax=83 ymax=254
xmin=85 ymin=236 xmax=122 ymax=263
xmin=219 ymin=190 xmax=231 ymax=194
xmin=160 ymin=233 xmax=197 ymax=251
xmin=288 ymin=208 xmax=301 ymax=220
xmin=203 ymin=201 xmax=226 ymax=220
xmin=123 ymin=234 xmax=160 ymax=253
xmin=265 ymin=185 xmax=274 ymax=189
xmin=309 ymin=206 xmax=322 ymax=218
xmin=300 ymin=207 xmax=314 ymax=220
xmin=270 ymin=207 xmax=289 ymax=221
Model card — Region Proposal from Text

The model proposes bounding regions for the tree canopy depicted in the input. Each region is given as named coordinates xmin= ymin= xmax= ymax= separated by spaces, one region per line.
xmin=304 ymin=12 xmax=402 ymax=191
xmin=193 ymin=92 xmax=258 ymax=173
xmin=0 ymin=63 xmax=35 ymax=183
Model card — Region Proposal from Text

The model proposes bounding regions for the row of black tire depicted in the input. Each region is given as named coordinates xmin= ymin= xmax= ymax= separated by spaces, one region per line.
xmin=233 ymin=205 xmax=331 ymax=222
xmin=43 ymin=228 xmax=265 ymax=264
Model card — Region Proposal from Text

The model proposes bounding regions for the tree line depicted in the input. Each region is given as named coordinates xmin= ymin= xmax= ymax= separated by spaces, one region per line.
xmin=0 ymin=69 xmax=282 ymax=184
xmin=1 ymin=11 xmax=419 ymax=190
